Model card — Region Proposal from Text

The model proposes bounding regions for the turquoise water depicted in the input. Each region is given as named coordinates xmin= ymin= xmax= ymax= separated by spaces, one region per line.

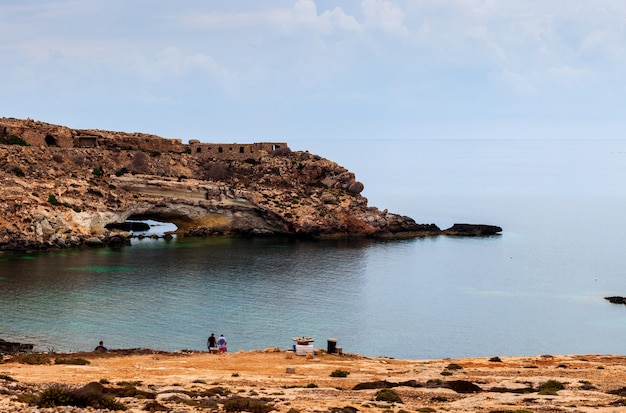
xmin=2 ymin=138 xmax=626 ymax=359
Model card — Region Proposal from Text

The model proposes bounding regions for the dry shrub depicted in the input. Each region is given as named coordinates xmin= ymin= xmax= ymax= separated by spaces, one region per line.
xmin=55 ymin=357 xmax=90 ymax=365
xmin=375 ymin=388 xmax=403 ymax=403
xmin=205 ymin=162 xmax=229 ymax=180
xmin=14 ymin=353 xmax=51 ymax=365
xmin=34 ymin=382 xmax=126 ymax=410
xmin=223 ymin=396 xmax=272 ymax=413
xmin=132 ymin=151 xmax=150 ymax=174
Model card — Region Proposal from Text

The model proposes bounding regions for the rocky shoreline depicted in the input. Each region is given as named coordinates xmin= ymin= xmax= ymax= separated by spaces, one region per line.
xmin=1 ymin=117 xmax=501 ymax=253
xmin=0 ymin=222 xmax=502 ymax=254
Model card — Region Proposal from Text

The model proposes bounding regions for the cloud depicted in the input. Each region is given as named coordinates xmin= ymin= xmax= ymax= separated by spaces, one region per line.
xmin=0 ymin=0 xmax=624 ymax=139
xmin=182 ymin=0 xmax=360 ymax=36
xmin=361 ymin=0 xmax=408 ymax=33
xmin=125 ymin=47 xmax=232 ymax=83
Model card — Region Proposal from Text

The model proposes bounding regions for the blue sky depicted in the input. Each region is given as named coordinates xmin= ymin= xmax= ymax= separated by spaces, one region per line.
xmin=1 ymin=0 xmax=625 ymax=144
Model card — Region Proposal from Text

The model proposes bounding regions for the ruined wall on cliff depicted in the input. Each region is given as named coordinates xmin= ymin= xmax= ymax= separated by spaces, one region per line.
xmin=1 ymin=117 xmax=287 ymax=161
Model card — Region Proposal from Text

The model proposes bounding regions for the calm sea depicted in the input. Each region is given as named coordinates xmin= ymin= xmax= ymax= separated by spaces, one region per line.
xmin=2 ymin=138 xmax=626 ymax=360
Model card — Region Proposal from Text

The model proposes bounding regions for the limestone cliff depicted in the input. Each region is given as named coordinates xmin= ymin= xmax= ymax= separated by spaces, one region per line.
xmin=0 ymin=117 xmax=498 ymax=252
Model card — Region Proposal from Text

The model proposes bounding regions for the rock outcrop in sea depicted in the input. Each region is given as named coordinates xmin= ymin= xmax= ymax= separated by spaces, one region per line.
xmin=0 ymin=117 xmax=501 ymax=252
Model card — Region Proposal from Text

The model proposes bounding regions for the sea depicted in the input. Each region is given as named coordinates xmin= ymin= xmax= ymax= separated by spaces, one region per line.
xmin=2 ymin=138 xmax=626 ymax=360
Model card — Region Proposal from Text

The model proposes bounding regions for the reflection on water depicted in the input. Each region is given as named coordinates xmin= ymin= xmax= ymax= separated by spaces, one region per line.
xmin=0 ymin=237 xmax=374 ymax=354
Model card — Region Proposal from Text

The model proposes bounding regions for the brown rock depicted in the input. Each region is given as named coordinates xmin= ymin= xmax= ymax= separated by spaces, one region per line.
xmin=443 ymin=223 xmax=503 ymax=236
xmin=0 ymin=117 xmax=501 ymax=251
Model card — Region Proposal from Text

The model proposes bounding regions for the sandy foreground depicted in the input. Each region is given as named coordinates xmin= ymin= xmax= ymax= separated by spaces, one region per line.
xmin=2 ymin=349 xmax=626 ymax=412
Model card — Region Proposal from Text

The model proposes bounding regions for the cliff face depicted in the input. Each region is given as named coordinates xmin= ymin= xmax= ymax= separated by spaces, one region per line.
xmin=0 ymin=118 xmax=443 ymax=251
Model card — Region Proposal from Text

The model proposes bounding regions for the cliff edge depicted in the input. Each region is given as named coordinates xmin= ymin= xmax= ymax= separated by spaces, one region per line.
xmin=0 ymin=117 xmax=500 ymax=252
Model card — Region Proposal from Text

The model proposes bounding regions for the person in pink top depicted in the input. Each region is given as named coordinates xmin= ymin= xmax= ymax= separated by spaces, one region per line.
xmin=217 ymin=334 xmax=227 ymax=353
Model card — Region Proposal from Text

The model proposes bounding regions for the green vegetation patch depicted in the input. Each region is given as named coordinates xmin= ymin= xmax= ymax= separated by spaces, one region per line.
xmin=0 ymin=134 xmax=29 ymax=146
xmin=14 ymin=353 xmax=51 ymax=365
xmin=538 ymin=379 xmax=565 ymax=395
xmin=30 ymin=383 xmax=127 ymax=410
xmin=330 ymin=369 xmax=350 ymax=377
xmin=55 ymin=357 xmax=90 ymax=365
xmin=375 ymin=388 xmax=403 ymax=403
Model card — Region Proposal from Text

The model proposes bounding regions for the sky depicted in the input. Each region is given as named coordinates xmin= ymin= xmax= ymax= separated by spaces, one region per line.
xmin=1 ymin=0 xmax=625 ymax=145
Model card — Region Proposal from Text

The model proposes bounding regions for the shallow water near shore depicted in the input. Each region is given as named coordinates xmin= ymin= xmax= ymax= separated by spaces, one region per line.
xmin=2 ymin=138 xmax=626 ymax=359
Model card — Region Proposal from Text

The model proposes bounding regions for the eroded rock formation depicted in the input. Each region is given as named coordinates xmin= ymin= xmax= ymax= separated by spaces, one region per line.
xmin=0 ymin=338 xmax=34 ymax=355
xmin=0 ymin=117 xmax=500 ymax=252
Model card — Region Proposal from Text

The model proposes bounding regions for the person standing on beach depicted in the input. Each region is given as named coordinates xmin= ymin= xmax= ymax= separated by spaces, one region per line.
xmin=217 ymin=334 xmax=227 ymax=353
xmin=207 ymin=333 xmax=217 ymax=352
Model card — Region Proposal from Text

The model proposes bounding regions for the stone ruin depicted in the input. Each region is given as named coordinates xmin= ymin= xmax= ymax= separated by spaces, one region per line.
xmin=0 ymin=117 xmax=289 ymax=161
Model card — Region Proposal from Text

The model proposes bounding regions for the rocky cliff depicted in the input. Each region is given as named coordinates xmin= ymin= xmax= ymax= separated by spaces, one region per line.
xmin=0 ymin=117 xmax=500 ymax=252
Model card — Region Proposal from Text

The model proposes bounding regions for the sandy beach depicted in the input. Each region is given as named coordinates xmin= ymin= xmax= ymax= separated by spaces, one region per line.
xmin=2 ymin=348 xmax=626 ymax=412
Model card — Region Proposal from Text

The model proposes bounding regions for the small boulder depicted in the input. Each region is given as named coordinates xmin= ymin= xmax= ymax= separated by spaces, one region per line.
xmin=445 ymin=380 xmax=482 ymax=393
xmin=85 ymin=237 xmax=103 ymax=246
